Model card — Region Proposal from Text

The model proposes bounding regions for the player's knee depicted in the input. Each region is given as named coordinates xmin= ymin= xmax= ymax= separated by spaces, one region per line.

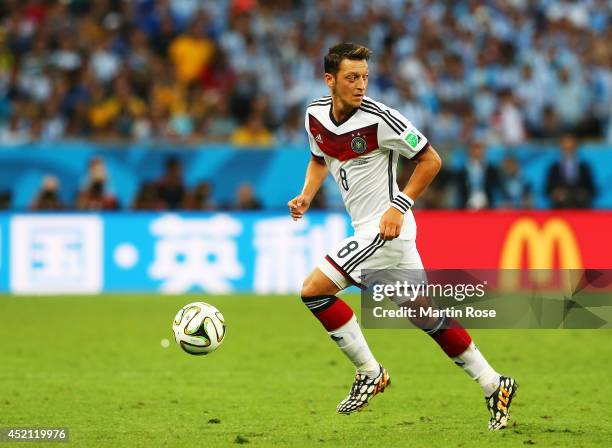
xmin=300 ymin=279 xmax=319 ymax=299
xmin=301 ymin=268 xmax=339 ymax=299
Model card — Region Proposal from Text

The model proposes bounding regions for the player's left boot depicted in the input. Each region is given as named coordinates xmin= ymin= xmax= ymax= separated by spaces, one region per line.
xmin=486 ymin=376 xmax=518 ymax=430
xmin=337 ymin=365 xmax=390 ymax=414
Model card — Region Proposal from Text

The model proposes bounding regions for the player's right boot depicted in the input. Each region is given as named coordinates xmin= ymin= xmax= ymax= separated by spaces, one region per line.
xmin=337 ymin=365 xmax=390 ymax=414
xmin=486 ymin=376 xmax=519 ymax=430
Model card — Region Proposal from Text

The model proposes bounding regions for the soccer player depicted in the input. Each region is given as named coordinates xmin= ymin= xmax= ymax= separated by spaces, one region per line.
xmin=288 ymin=43 xmax=517 ymax=430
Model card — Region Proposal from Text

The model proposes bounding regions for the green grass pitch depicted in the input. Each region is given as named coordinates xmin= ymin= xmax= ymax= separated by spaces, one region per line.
xmin=1 ymin=294 xmax=611 ymax=447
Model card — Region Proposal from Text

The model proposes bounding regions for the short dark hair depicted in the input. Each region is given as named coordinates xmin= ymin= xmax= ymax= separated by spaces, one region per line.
xmin=324 ymin=43 xmax=372 ymax=75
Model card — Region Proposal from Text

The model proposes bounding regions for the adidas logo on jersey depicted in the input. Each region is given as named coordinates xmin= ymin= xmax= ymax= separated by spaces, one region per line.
xmin=315 ymin=134 xmax=323 ymax=144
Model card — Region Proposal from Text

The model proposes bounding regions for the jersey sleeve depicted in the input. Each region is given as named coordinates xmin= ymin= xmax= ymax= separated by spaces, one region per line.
xmin=377 ymin=107 xmax=429 ymax=159
xmin=305 ymin=111 xmax=325 ymax=159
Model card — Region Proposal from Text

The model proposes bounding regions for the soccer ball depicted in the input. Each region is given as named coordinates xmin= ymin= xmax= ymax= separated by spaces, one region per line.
xmin=172 ymin=302 xmax=226 ymax=355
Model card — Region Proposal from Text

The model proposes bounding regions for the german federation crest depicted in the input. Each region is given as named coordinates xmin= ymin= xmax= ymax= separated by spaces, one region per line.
xmin=351 ymin=136 xmax=367 ymax=154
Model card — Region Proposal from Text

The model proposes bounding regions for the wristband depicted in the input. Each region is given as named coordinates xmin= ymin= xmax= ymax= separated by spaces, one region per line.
xmin=390 ymin=192 xmax=414 ymax=214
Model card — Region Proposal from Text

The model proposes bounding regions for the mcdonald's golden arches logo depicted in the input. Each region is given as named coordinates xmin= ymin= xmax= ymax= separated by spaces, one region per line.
xmin=500 ymin=218 xmax=582 ymax=270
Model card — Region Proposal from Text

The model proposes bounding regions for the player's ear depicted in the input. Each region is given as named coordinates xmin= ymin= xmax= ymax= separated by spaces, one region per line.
xmin=324 ymin=73 xmax=335 ymax=89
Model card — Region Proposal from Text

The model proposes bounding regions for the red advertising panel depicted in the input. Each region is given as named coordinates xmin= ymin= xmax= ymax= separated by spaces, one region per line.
xmin=414 ymin=211 xmax=612 ymax=269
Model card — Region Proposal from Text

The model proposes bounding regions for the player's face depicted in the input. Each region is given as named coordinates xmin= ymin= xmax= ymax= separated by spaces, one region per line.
xmin=326 ymin=59 xmax=369 ymax=109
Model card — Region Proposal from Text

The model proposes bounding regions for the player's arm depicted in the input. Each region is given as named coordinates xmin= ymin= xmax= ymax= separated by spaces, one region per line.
xmin=379 ymin=145 xmax=441 ymax=240
xmin=376 ymin=106 xmax=440 ymax=240
xmin=288 ymin=155 xmax=328 ymax=221
xmin=401 ymin=145 xmax=442 ymax=200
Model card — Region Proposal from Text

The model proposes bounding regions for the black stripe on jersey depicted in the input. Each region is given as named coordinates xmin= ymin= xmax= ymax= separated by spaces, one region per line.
xmin=308 ymin=96 xmax=332 ymax=107
xmin=325 ymin=255 xmax=366 ymax=289
xmin=340 ymin=236 xmax=384 ymax=273
xmin=387 ymin=151 xmax=394 ymax=201
xmin=340 ymin=235 xmax=381 ymax=270
xmin=361 ymin=98 xmax=408 ymax=130
xmin=344 ymin=237 xmax=386 ymax=274
xmin=309 ymin=100 xmax=332 ymax=107
xmin=359 ymin=104 xmax=403 ymax=135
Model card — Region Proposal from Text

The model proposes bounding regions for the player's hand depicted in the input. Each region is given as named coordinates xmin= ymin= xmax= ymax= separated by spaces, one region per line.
xmin=287 ymin=194 xmax=311 ymax=221
xmin=379 ymin=207 xmax=404 ymax=241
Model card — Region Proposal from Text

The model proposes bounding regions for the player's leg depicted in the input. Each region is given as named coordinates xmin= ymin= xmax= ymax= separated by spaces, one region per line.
xmin=301 ymin=267 xmax=380 ymax=377
xmin=415 ymin=309 xmax=518 ymax=429
xmin=403 ymin=296 xmax=501 ymax=396
xmin=302 ymin=235 xmax=391 ymax=414
xmin=395 ymin=240 xmax=518 ymax=429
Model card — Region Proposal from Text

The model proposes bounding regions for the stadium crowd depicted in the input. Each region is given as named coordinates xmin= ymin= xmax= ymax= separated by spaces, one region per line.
xmin=29 ymin=155 xmax=269 ymax=211
xmin=0 ymin=0 xmax=607 ymax=210
xmin=26 ymin=132 xmax=597 ymax=211
xmin=1 ymin=0 xmax=611 ymax=145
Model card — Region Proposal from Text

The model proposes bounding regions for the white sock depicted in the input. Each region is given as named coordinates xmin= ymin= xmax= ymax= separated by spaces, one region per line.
xmin=452 ymin=342 xmax=500 ymax=396
xmin=328 ymin=315 xmax=380 ymax=377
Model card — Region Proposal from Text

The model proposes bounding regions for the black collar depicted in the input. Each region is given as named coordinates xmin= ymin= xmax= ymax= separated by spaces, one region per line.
xmin=329 ymin=103 xmax=358 ymax=127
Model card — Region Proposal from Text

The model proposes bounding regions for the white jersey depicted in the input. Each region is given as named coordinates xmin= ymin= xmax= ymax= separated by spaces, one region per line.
xmin=305 ymin=95 xmax=429 ymax=238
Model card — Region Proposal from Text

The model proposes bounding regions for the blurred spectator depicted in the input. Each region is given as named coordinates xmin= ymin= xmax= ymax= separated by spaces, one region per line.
xmin=184 ymin=181 xmax=216 ymax=210
xmin=491 ymin=89 xmax=526 ymax=144
xmin=168 ymin=16 xmax=215 ymax=84
xmin=419 ymin=168 xmax=452 ymax=210
xmin=151 ymin=13 xmax=178 ymax=57
xmin=394 ymin=85 xmax=431 ymax=136
xmin=276 ymin=107 xmax=307 ymax=146
xmin=545 ymin=134 xmax=596 ymax=209
xmin=40 ymin=99 xmax=66 ymax=140
xmin=132 ymin=181 xmax=164 ymax=211
xmin=76 ymin=181 xmax=119 ymax=210
xmin=76 ymin=157 xmax=118 ymax=210
xmin=234 ymin=182 xmax=261 ymax=210
xmin=166 ymin=104 xmax=195 ymax=141
xmin=18 ymin=35 xmax=51 ymax=103
xmin=204 ymin=96 xmax=238 ymax=141
xmin=50 ymin=33 xmax=81 ymax=72
xmin=430 ymin=108 xmax=461 ymax=144
xmin=472 ymin=86 xmax=497 ymax=128
xmin=90 ymin=36 xmax=121 ymax=83
xmin=76 ymin=157 xmax=119 ymax=210
xmin=200 ymin=47 xmax=236 ymax=97
xmin=531 ymin=105 xmax=565 ymax=139
xmin=230 ymin=112 xmax=275 ymax=147
xmin=0 ymin=113 xmax=30 ymax=144
xmin=30 ymin=175 xmax=64 ymax=210
xmin=552 ymin=67 xmax=589 ymax=132
xmin=150 ymin=63 xmax=187 ymax=117
xmin=498 ymin=157 xmax=532 ymax=209
xmin=0 ymin=191 xmax=10 ymax=210
xmin=88 ymin=77 xmax=146 ymax=139
xmin=156 ymin=156 xmax=186 ymax=209
xmin=455 ymin=142 xmax=500 ymax=209
xmin=515 ymin=64 xmax=546 ymax=132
